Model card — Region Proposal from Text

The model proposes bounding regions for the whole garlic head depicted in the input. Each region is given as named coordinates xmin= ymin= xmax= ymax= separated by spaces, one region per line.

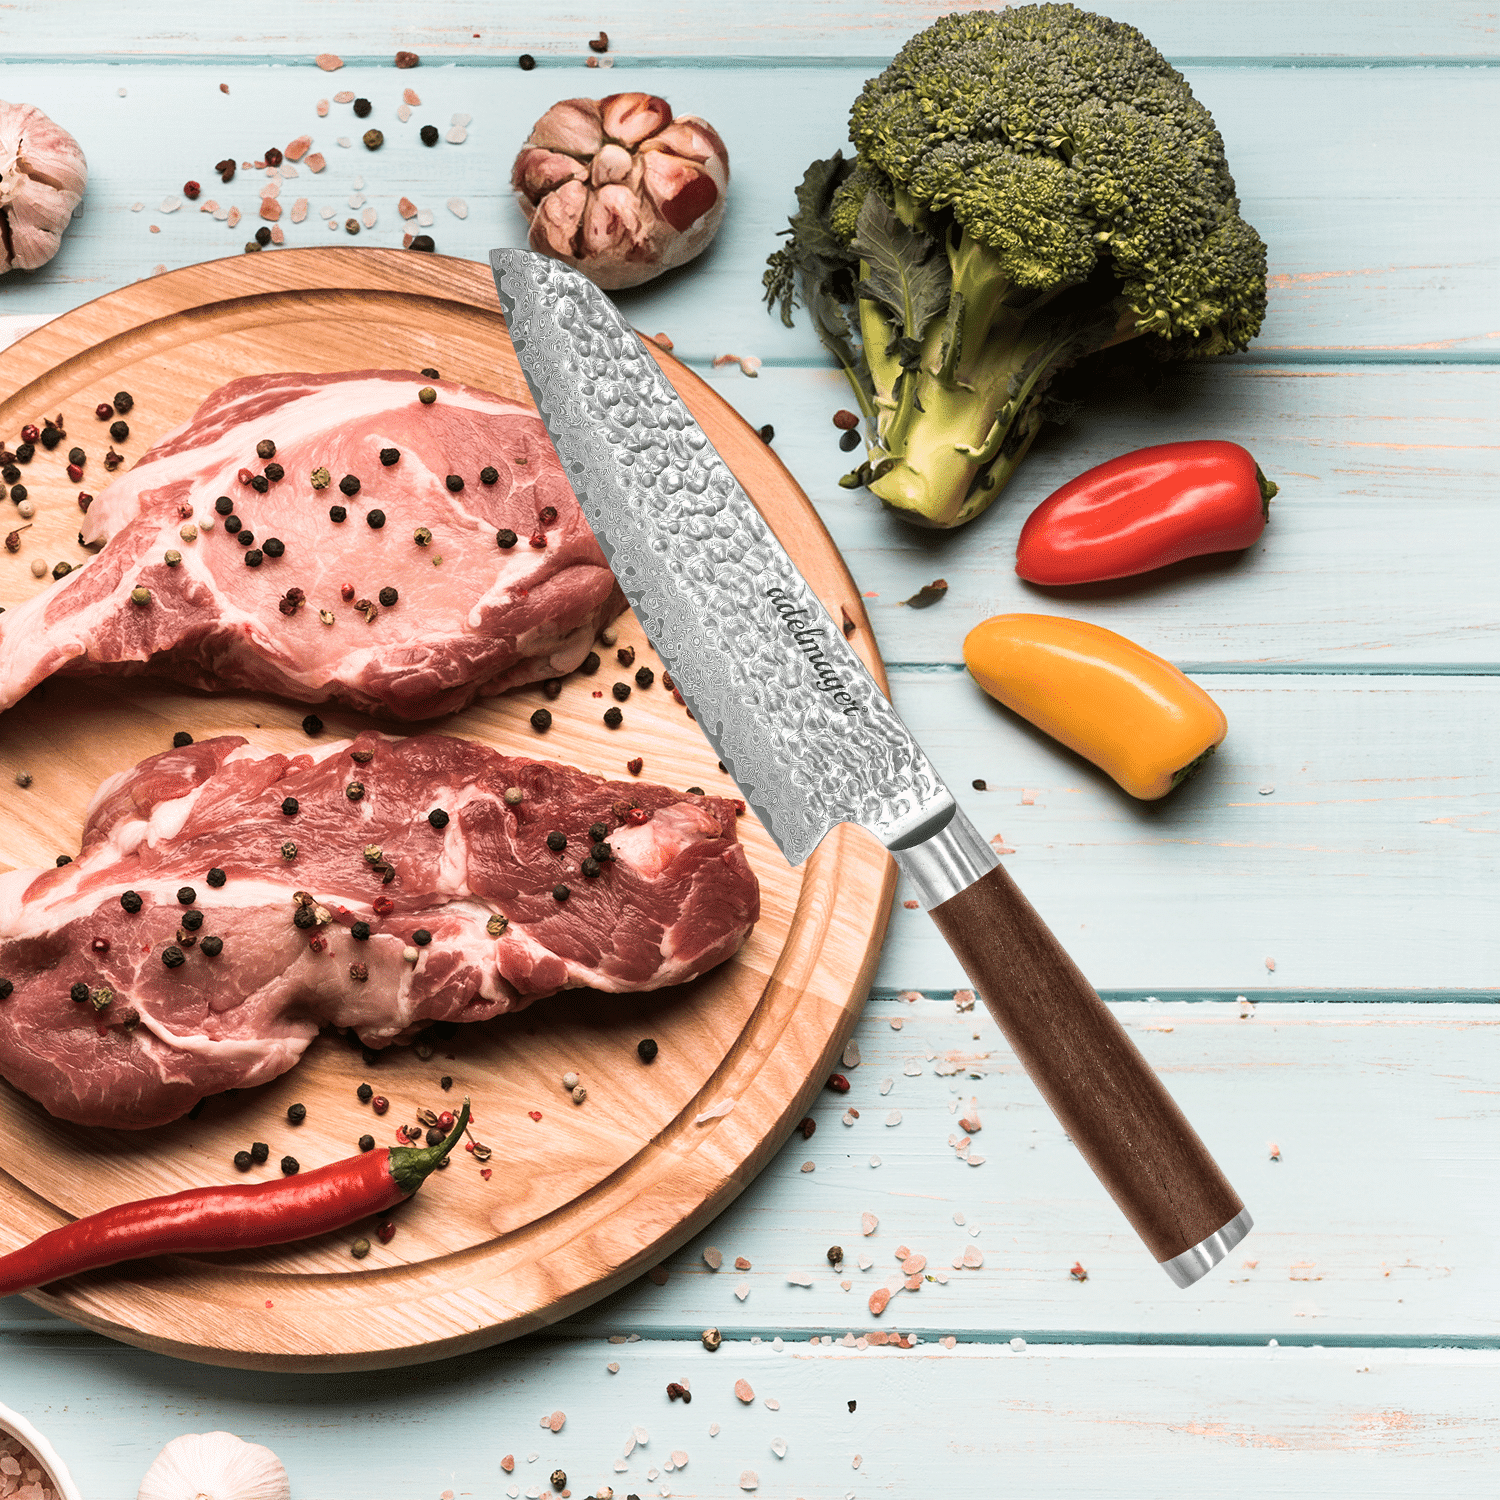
xmin=0 ymin=100 xmax=87 ymax=274
xmin=512 ymin=93 xmax=729 ymax=290
xmin=137 ymin=1432 xmax=291 ymax=1500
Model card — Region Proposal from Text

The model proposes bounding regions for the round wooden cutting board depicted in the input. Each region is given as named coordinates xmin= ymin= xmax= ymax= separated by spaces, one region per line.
xmin=0 ymin=249 xmax=895 ymax=1370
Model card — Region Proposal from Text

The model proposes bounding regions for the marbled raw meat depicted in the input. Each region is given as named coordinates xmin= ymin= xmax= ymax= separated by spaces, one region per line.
xmin=0 ymin=731 xmax=759 ymax=1128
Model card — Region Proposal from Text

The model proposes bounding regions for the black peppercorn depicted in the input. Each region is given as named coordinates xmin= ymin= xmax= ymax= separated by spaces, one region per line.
xmin=302 ymin=716 xmax=324 ymax=738
xmin=635 ymin=666 xmax=655 ymax=688
xmin=363 ymin=129 xmax=384 ymax=150
xmin=120 ymin=890 xmax=143 ymax=913
xmin=424 ymin=1126 xmax=445 ymax=1146
xmin=589 ymin=821 xmax=608 ymax=841
xmin=1 ymin=465 xmax=17 ymax=482
xmin=281 ymin=797 xmax=299 ymax=816
xmin=496 ymin=528 xmax=517 ymax=548
xmin=70 ymin=981 xmax=90 ymax=1003
xmin=581 ymin=857 xmax=601 ymax=878
xmin=281 ymin=1155 xmax=299 ymax=1175
xmin=419 ymin=123 xmax=440 ymax=145
xmin=206 ymin=866 xmax=227 ymax=886
xmin=14 ymin=444 xmax=32 ymax=463
xmin=329 ymin=505 xmax=347 ymax=523
xmin=445 ymin=474 xmax=464 ymax=492
xmin=265 ymin=462 xmax=284 ymax=481
xmin=357 ymin=1082 xmax=374 ymax=1102
xmin=839 ymin=428 xmax=861 ymax=452
xmin=246 ymin=1142 xmax=270 ymax=1166
xmin=410 ymin=234 xmax=435 ymax=252
xmin=591 ymin=842 xmax=612 ymax=862
xmin=256 ymin=439 xmax=276 ymax=459
xmin=359 ymin=1133 xmax=376 ymax=1152
xmin=553 ymin=883 xmax=570 ymax=902
xmin=352 ymin=921 xmax=371 ymax=941
xmin=113 ymin=391 xmax=134 ymax=414
xmin=413 ymin=929 xmax=432 ymax=946
xmin=262 ymin=537 xmax=285 ymax=557
xmin=440 ymin=1074 xmax=453 ymax=1090
xmin=172 ymin=730 xmax=194 ymax=747
xmin=577 ymin=651 xmax=599 ymax=675
xmin=686 ymin=786 xmax=705 ymax=795
xmin=604 ymin=706 xmax=623 ymax=727
xmin=162 ymin=945 xmax=186 ymax=968
xmin=287 ymin=1102 xmax=307 ymax=1125
xmin=428 ymin=808 xmax=449 ymax=829
xmin=254 ymin=226 xmax=272 ymax=247
xmin=353 ymin=97 xmax=372 ymax=117
xmin=0 ymin=980 xmax=11 ymax=1001
xmin=200 ymin=935 xmax=224 ymax=956
xmin=518 ymin=53 xmax=536 ymax=69
xmin=55 ymin=858 xmax=73 ymax=871
xmin=479 ymin=465 xmax=498 ymax=485
xmin=177 ymin=886 xmax=196 ymax=905
xmin=545 ymin=831 xmax=566 ymax=852
xmin=244 ymin=549 xmax=263 ymax=567
xmin=339 ymin=474 xmax=360 ymax=496
xmin=638 ymin=1037 xmax=659 ymax=1063
xmin=67 ymin=446 xmax=85 ymax=467
xmin=9 ymin=484 xmax=27 ymax=502
xmin=39 ymin=427 xmax=61 ymax=451
xmin=234 ymin=1150 xmax=253 ymax=1171
xmin=530 ymin=708 xmax=552 ymax=732
xmin=110 ymin=421 xmax=129 ymax=442
xmin=237 ymin=529 xmax=256 ymax=547
xmin=182 ymin=910 xmax=204 ymax=931
xmin=366 ymin=510 xmax=385 ymax=529
xmin=347 ymin=781 xmax=365 ymax=801
xmin=612 ymin=681 xmax=632 ymax=702
xmin=378 ymin=586 xmax=397 ymax=606
xmin=293 ymin=905 xmax=316 ymax=929
xmin=250 ymin=474 xmax=269 ymax=493
xmin=223 ymin=514 xmax=242 ymax=534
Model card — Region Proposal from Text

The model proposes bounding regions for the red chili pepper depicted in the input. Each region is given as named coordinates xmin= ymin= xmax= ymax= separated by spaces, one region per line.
xmin=0 ymin=1099 xmax=468 ymax=1300
xmin=1014 ymin=441 xmax=1278 ymax=586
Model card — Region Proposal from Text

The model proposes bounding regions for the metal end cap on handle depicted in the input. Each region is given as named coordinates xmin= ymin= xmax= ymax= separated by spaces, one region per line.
xmin=1159 ymin=1207 xmax=1254 ymax=1288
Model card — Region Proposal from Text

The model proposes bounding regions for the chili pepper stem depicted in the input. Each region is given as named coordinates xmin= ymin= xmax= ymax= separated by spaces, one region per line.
xmin=386 ymin=1096 xmax=470 ymax=1196
xmin=1254 ymin=463 xmax=1279 ymax=512
xmin=1170 ymin=742 xmax=1219 ymax=790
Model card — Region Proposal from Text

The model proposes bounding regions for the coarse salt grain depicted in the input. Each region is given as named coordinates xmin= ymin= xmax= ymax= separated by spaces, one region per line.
xmin=448 ymin=197 xmax=469 ymax=219
xmin=398 ymin=197 xmax=419 ymax=219
xmin=417 ymin=208 xmax=434 ymax=226
xmin=348 ymin=192 xmax=366 ymax=208
xmin=226 ymin=206 xmax=241 ymax=227
xmin=879 ymin=1077 xmax=893 ymax=1095
xmin=317 ymin=99 xmax=330 ymax=117
xmin=702 ymin=1246 xmax=722 ymax=1270
xmin=885 ymin=1110 xmax=902 ymax=1126
xmin=397 ymin=103 xmax=412 ymax=123
xmin=868 ymin=1286 xmax=891 ymax=1315
xmin=362 ymin=206 xmax=377 ymax=228
xmin=320 ymin=205 xmax=336 ymax=219
xmin=799 ymin=1161 xmax=815 ymax=1173
xmin=334 ymin=90 xmax=355 ymax=103
xmin=306 ymin=153 xmax=326 ymax=173
xmin=447 ymin=125 xmax=468 ymax=143
xmin=734 ymin=1282 xmax=750 ymax=1301
xmin=694 ymin=1096 xmax=735 ymax=1125
xmin=607 ymin=1361 xmax=619 ymax=1373
xmin=861 ymin=1212 xmax=878 ymax=1236
xmin=842 ymin=1039 xmax=861 ymax=1068
xmin=739 ymin=1474 xmax=758 ymax=1492
xmin=260 ymin=198 xmax=281 ymax=221
xmin=403 ymin=88 xmax=422 ymax=106
xmin=904 ymin=1060 xmax=922 ymax=1076
xmin=734 ymin=1379 xmax=754 ymax=1403
xmin=270 ymin=224 xmax=285 ymax=244
xmin=870 ymin=1155 xmax=881 ymax=1166
xmin=286 ymin=135 xmax=312 ymax=161
xmin=159 ymin=195 xmax=182 ymax=213
xmin=336 ymin=136 xmax=352 ymax=149
xmin=787 ymin=1272 xmax=812 ymax=1286
xmin=316 ymin=53 xmax=344 ymax=70
xmin=962 ymin=1246 xmax=984 ymax=1268
xmin=840 ymin=1278 xmax=851 ymax=1290
xmin=841 ymin=1110 xmax=856 ymax=1127
xmin=548 ymin=1410 xmax=566 ymax=1432
xmin=857 ymin=1253 xmax=872 ymax=1270
xmin=291 ymin=198 xmax=309 ymax=223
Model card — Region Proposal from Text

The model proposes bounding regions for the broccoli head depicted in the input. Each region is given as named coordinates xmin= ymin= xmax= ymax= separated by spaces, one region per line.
xmin=764 ymin=4 xmax=1268 ymax=527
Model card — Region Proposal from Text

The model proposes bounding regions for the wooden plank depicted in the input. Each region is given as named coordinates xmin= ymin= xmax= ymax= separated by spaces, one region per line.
xmin=3 ymin=1 xmax=1496 ymax=59
xmin=0 ymin=1334 xmax=1497 ymax=1499
xmin=8 ymin=998 xmax=1500 ymax=1345
xmin=0 ymin=64 xmax=1496 ymax=356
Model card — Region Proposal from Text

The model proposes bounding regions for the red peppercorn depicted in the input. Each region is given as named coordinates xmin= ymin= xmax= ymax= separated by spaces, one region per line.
xmin=538 ymin=505 xmax=558 ymax=525
xmin=95 ymin=403 xmax=114 ymax=421
xmin=826 ymin=1073 xmax=851 ymax=1093
xmin=340 ymin=583 xmax=356 ymax=601
xmin=833 ymin=409 xmax=859 ymax=430
xmin=309 ymin=934 xmax=327 ymax=952
xmin=92 ymin=937 xmax=110 ymax=954
xmin=20 ymin=425 xmax=39 ymax=444
xmin=437 ymin=1110 xmax=455 ymax=1129
xmin=464 ymin=1139 xmax=475 ymax=1152
xmin=377 ymin=1219 xmax=396 ymax=1243
xmin=183 ymin=180 xmax=201 ymax=199
xmin=265 ymin=148 xmax=283 ymax=167
xmin=799 ymin=1116 xmax=816 ymax=1139
xmin=77 ymin=493 xmax=93 ymax=513
xmin=373 ymin=895 xmax=395 ymax=916
xmin=528 ymin=530 xmax=547 ymax=548
xmin=66 ymin=463 xmax=83 ymax=482
xmin=625 ymin=807 xmax=652 ymax=826
xmin=237 ymin=467 xmax=254 ymax=485
xmin=627 ymin=757 xmax=643 ymax=776
xmin=371 ymin=1095 xmax=389 ymax=1114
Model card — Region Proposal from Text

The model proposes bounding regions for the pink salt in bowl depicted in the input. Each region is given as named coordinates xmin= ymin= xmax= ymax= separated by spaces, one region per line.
xmin=0 ymin=1402 xmax=83 ymax=1500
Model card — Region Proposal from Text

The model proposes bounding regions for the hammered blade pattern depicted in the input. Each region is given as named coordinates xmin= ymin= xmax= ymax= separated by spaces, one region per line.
xmin=491 ymin=250 xmax=950 ymax=867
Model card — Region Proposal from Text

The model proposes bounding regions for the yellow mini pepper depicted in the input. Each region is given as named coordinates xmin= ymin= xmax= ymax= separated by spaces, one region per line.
xmin=962 ymin=613 xmax=1227 ymax=800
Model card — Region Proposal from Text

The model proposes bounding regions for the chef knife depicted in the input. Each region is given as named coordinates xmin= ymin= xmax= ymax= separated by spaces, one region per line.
xmin=491 ymin=249 xmax=1251 ymax=1287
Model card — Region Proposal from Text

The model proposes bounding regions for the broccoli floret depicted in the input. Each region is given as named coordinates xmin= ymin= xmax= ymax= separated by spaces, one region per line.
xmin=763 ymin=3 xmax=1268 ymax=527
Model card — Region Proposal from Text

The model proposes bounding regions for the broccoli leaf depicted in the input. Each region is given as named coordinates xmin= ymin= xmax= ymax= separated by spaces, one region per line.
xmin=850 ymin=191 xmax=952 ymax=352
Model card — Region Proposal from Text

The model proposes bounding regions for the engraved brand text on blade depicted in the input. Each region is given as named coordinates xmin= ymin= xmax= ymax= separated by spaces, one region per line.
xmin=766 ymin=588 xmax=862 ymax=715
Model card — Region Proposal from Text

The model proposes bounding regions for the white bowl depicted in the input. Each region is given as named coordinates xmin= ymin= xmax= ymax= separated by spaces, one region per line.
xmin=0 ymin=1402 xmax=83 ymax=1500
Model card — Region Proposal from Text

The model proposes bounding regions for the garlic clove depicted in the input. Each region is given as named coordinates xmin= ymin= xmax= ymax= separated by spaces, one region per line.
xmin=589 ymin=142 xmax=634 ymax=189
xmin=528 ymin=98 xmax=604 ymax=157
xmin=640 ymin=153 xmax=718 ymax=233
xmin=512 ymin=147 xmax=588 ymax=205
xmin=528 ymin=178 xmax=588 ymax=259
xmin=642 ymin=117 xmax=731 ymax=170
xmin=582 ymin=182 xmax=655 ymax=262
xmin=137 ymin=1431 xmax=290 ymax=1500
xmin=599 ymin=93 xmax=672 ymax=148
xmin=0 ymin=99 xmax=88 ymax=273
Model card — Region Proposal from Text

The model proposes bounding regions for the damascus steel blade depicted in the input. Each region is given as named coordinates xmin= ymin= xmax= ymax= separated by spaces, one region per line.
xmin=491 ymin=249 xmax=951 ymax=867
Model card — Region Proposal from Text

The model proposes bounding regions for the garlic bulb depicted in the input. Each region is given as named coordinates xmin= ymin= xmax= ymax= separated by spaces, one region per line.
xmin=137 ymin=1432 xmax=291 ymax=1500
xmin=0 ymin=100 xmax=87 ymax=274
xmin=512 ymin=93 xmax=729 ymax=290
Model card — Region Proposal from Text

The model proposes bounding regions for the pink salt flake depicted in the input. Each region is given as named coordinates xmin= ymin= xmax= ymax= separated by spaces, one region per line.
xmin=954 ymin=989 xmax=976 ymax=1012
xmin=398 ymin=196 xmax=419 ymax=219
xmin=958 ymin=1098 xmax=982 ymax=1133
xmin=403 ymin=87 xmax=422 ymax=105
xmin=501 ymin=1456 xmax=515 ymax=1473
xmin=270 ymin=224 xmax=285 ymax=244
xmin=735 ymin=1256 xmax=751 ymax=1271
xmin=317 ymin=99 xmax=330 ymax=117
xmin=285 ymin=134 xmax=313 ymax=161
xmin=316 ymin=53 xmax=344 ymax=71
xmin=734 ymin=1378 xmax=755 ymax=1404
xmin=306 ymin=153 xmax=326 ymax=173
xmin=990 ymin=833 xmax=1016 ymax=854
xmin=941 ymin=1335 xmax=957 ymax=1349
xmin=840 ymin=1278 xmax=851 ymax=1291
xmin=861 ymin=1212 xmax=878 ymax=1236
xmin=898 ymin=990 xmax=924 ymax=1004
xmin=199 ymin=198 xmax=219 ymax=214
xmin=904 ymin=1275 xmax=923 ymax=1290
xmin=547 ymin=1410 xmax=566 ymax=1432
xmin=291 ymin=197 xmax=309 ymax=223
xmin=1021 ymin=788 xmax=1037 ymax=805
xmin=334 ymin=89 xmax=355 ymax=103
xmin=226 ymin=206 xmax=242 ymax=227
xmin=868 ymin=1286 xmax=891 ymax=1316
xmin=962 ymin=1246 xmax=984 ymax=1268
xmin=867 ymin=1330 xmax=888 ymax=1345
xmin=901 ymin=1253 xmax=927 ymax=1275
xmin=402 ymin=232 xmax=414 ymax=247
xmin=260 ymin=197 xmax=282 ymax=221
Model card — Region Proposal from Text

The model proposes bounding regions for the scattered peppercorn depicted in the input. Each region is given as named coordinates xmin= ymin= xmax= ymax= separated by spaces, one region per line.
xmin=338 ymin=473 xmax=361 ymax=497
xmin=352 ymin=921 xmax=371 ymax=941
xmin=581 ymin=857 xmax=601 ymax=878
xmin=262 ymin=538 xmax=285 ymax=558
xmin=179 ymin=911 xmax=203 ymax=933
xmin=839 ymin=429 xmax=861 ymax=452
xmin=329 ymin=504 xmax=348 ymax=523
xmin=588 ymin=821 xmax=609 ymax=842
xmin=518 ymin=53 xmax=536 ymax=69
xmin=233 ymin=1149 xmax=252 ymax=1171
xmin=280 ymin=1156 xmax=299 ymax=1175
xmin=287 ymin=1102 xmax=307 ymax=1125
xmin=412 ymin=929 xmax=432 ymax=947
xmin=244 ymin=549 xmax=264 ymax=568
xmin=427 ymin=808 xmax=449 ymax=831
xmin=310 ymin=466 xmax=331 ymax=490
xmin=759 ymin=423 xmax=775 ymax=443
xmin=371 ymin=1094 xmax=389 ymax=1114
xmin=479 ymin=465 xmax=499 ymax=485
xmin=302 ymin=714 xmax=324 ymax=736
xmin=358 ymin=1134 xmax=375 ymax=1152
xmin=293 ymin=905 xmax=317 ymax=930
xmin=550 ymin=1471 xmax=567 ymax=1493
xmin=200 ymin=935 xmax=224 ymax=956
xmin=418 ymin=387 xmax=437 ymax=404
xmin=422 ymin=1126 xmax=444 ymax=1147
xmin=686 ymin=786 xmax=704 ymax=795
xmin=277 ymin=797 xmax=299 ymax=818
xmin=349 ymin=961 xmax=369 ymax=982
xmin=55 ymin=855 xmax=73 ymax=867
xmin=120 ymin=890 xmax=143 ymax=914
xmin=366 ymin=510 xmax=385 ymax=529
xmin=110 ymin=420 xmax=129 ymax=442
xmin=418 ymin=122 xmax=441 ymax=146
xmin=264 ymin=147 xmax=283 ymax=167
xmin=353 ymin=97 xmax=372 ymax=118
xmin=604 ymin=707 xmax=623 ymax=727
xmin=206 ymin=866 xmax=228 ymax=886
xmin=173 ymin=885 xmax=195 ymax=906
xmin=363 ymin=129 xmax=384 ymax=150
xmin=827 ymin=1244 xmax=844 ymax=1266
xmin=612 ymin=682 xmax=632 ymax=702
xmin=410 ymin=234 xmax=435 ymax=252
xmin=827 ymin=1072 xmax=851 ymax=1093
xmin=496 ymin=528 xmax=517 ymax=548
xmin=503 ymin=787 xmax=524 ymax=806
xmin=591 ymin=842 xmax=612 ymax=862
xmin=444 ymin=474 xmax=464 ymax=493
xmin=69 ymin=981 xmax=89 ymax=1003
xmin=638 ymin=1037 xmax=658 ymax=1063
xmin=223 ymin=514 xmax=243 ymax=535
xmin=14 ymin=444 xmax=33 ymax=463
xmin=635 ymin=666 xmax=655 ymax=688
xmin=278 ymin=837 xmax=296 ymax=859
xmin=545 ymin=831 xmax=566 ymax=852
xmin=553 ymin=883 xmax=570 ymax=902
xmin=161 ymin=945 xmax=186 ymax=969
xmin=799 ymin=1116 xmax=816 ymax=1139
xmin=378 ymin=586 xmax=397 ymax=607
xmin=254 ymin=226 xmax=272 ymax=247
xmin=94 ymin=403 xmax=113 ymax=421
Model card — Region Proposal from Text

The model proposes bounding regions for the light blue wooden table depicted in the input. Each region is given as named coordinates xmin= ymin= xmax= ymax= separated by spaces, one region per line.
xmin=2 ymin=3 xmax=1497 ymax=1494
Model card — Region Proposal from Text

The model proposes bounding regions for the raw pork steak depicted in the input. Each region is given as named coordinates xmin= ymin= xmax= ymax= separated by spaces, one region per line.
xmin=0 ymin=370 xmax=625 ymax=719
xmin=0 ymin=731 xmax=759 ymax=1128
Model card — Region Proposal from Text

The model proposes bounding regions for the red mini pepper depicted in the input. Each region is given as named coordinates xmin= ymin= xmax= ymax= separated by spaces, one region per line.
xmin=1014 ymin=440 xmax=1278 ymax=585
xmin=0 ymin=1098 xmax=469 ymax=1299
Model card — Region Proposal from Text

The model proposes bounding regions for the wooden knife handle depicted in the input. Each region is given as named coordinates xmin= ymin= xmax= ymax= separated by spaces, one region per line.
xmin=892 ymin=807 xmax=1249 ymax=1284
